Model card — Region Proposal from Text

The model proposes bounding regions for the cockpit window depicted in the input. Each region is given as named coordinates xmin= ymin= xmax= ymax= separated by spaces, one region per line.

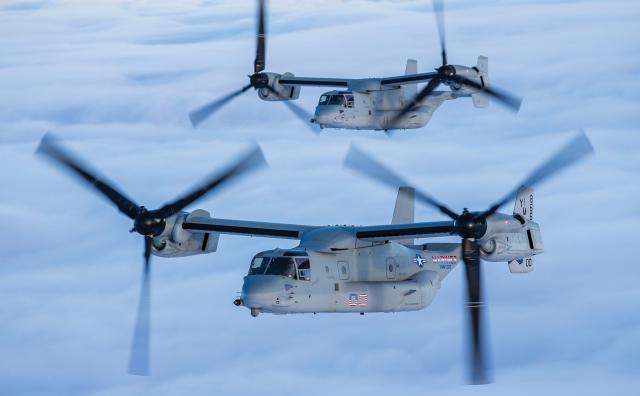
xmin=295 ymin=258 xmax=311 ymax=281
xmin=249 ymin=252 xmax=310 ymax=280
xmin=327 ymin=95 xmax=345 ymax=105
xmin=319 ymin=94 xmax=355 ymax=107
xmin=264 ymin=257 xmax=296 ymax=278
xmin=345 ymin=95 xmax=354 ymax=108
xmin=249 ymin=256 xmax=270 ymax=275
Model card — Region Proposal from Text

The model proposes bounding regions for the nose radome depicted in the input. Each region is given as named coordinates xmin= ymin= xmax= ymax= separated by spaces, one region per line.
xmin=314 ymin=107 xmax=335 ymax=121
xmin=241 ymin=275 xmax=283 ymax=308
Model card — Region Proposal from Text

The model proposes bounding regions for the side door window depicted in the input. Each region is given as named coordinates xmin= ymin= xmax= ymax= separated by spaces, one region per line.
xmin=295 ymin=258 xmax=311 ymax=281
xmin=345 ymin=95 xmax=354 ymax=108
xmin=337 ymin=261 xmax=350 ymax=280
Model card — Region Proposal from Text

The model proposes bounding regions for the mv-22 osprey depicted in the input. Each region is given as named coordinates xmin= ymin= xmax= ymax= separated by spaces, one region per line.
xmin=189 ymin=0 xmax=523 ymax=132
xmin=37 ymin=132 xmax=592 ymax=383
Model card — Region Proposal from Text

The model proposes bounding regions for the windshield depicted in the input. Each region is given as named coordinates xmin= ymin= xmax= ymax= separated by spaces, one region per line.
xmin=264 ymin=257 xmax=296 ymax=278
xmin=248 ymin=253 xmax=310 ymax=280
xmin=249 ymin=256 xmax=270 ymax=275
xmin=319 ymin=94 xmax=345 ymax=106
xmin=328 ymin=95 xmax=345 ymax=105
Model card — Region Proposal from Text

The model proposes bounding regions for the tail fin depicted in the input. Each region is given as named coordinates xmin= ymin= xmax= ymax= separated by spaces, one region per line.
xmin=509 ymin=186 xmax=535 ymax=273
xmin=391 ymin=186 xmax=415 ymax=245
xmin=471 ymin=55 xmax=489 ymax=108
xmin=513 ymin=186 xmax=534 ymax=221
xmin=508 ymin=257 xmax=534 ymax=273
xmin=402 ymin=59 xmax=418 ymax=97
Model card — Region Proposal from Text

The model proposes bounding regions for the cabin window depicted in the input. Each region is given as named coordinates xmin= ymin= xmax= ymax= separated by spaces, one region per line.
xmin=319 ymin=95 xmax=329 ymax=105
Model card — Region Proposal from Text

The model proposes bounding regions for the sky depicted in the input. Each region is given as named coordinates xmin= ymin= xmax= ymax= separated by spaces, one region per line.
xmin=0 ymin=0 xmax=639 ymax=395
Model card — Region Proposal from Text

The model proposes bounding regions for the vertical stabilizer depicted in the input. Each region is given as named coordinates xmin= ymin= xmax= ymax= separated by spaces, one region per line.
xmin=402 ymin=59 xmax=418 ymax=97
xmin=472 ymin=55 xmax=489 ymax=108
xmin=509 ymin=186 xmax=535 ymax=273
xmin=392 ymin=187 xmax=415 ymax=245
xmin=508 ymin=257 xmax=534 ymax=273
xmin=513 ymin=186 xmax=534 ymax=221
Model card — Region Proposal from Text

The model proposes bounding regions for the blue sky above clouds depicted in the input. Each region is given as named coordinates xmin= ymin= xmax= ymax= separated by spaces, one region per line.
xmin=1 ymin=0 xmax=639 ymax=395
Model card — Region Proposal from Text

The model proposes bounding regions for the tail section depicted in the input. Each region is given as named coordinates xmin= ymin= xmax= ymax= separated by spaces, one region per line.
xmin=391 ymin=186 xmax=415 ymax=245
xmin=513 ymin=186 xmax=534 ymax=221
xmin=509 ymin=186 xmax=535 ymax=273
xmin=402 ymin=59 xmax=418 ymax=97
xmin=471 ymin=55 xmax=489 ymax=108
xmin=508 ymin=257 xmax=534 ymax=273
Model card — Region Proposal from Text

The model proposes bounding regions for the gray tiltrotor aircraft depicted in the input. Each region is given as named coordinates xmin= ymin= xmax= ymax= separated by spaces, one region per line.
xmin=189 ymin=0 xmax=522 ymax=132
xmin=37 ymin=132 xmax=593 ymax=383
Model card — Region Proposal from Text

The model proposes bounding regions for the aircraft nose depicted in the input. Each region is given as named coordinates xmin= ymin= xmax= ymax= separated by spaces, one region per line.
xmin=241 ymin=275 xmax=280 ymax=308
xmin=314 ymin=107 xmax=334 ymax=124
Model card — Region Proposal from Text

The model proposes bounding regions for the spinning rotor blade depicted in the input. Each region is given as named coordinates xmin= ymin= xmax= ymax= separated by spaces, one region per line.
xmin=343 ymin=145 xmax=458 ymax=219
xmin=38 ymin=135 xmax=269 ymax=377
xmin=36 ymin=133 xmax=140 ymax=219
xmin=433 ymin=0 xmax=447 ymax=66
xmin=388 ymin=77 xmax=442 ymax=128
xmin=479 ymin=131 xmax=594 ymax=219
xmin=158 ymin=144 xmax=267 ymax=218
xmin=189 ymin=84 xmax=253 ymax=127
xmin=264 ymin=85 xmax=320 ymax=134
xmin=128 ymin=236 xmax=152 ymax=376
xmin=453 ymin=76 xmax=522 ymax=113
xmin=462 ymin=239 xmax=489 ymax=384
xmin=254 ymin=0 xmax=266 ymax=73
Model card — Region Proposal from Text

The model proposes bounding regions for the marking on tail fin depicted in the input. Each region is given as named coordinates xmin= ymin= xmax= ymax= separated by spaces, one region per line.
xmin=526 ymin=229 xmax=534 ymax=249
xmin=513 ymin=187 xmax=534 ymax=221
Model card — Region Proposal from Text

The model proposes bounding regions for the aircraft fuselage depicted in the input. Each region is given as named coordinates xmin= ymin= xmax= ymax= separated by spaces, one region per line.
xmin=239 ymin=241 xmax=460 ymax=315
xmin=311 ymin=88 xmax=455 ymax=131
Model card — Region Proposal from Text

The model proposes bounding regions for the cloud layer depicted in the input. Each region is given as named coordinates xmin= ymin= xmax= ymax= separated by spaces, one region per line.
xmin=1 ymin=0 xmax=639 ymax=395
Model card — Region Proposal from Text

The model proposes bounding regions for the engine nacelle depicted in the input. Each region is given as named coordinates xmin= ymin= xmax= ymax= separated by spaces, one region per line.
xmin=446 ymin=56 xmax=489 ymax=108
xmin=479 ymin=213 xmax=544 ymax=263
xmin=152 ymin=209 xmax=219 ymax=258
xmin=257 ymin=72 xmax=301 ymax=101
xmin=445 ymin=65 xmax=482 ymax=92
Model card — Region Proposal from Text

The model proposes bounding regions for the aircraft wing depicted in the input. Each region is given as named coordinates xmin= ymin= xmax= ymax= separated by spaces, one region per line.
xmin=380 ymin=71 xmax=439 ymax=86
xmin=182 ymin=217 xmax=316 ymax=240
xmin=354 ymin=220 xmax=455 ymax=241
xmin=277 ymin=76 xmax=350 ymax=88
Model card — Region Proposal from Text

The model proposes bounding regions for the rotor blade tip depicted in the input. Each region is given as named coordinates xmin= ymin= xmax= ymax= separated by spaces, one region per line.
xmin=514 ymin=100 xmax=523 ymax=113
xmin=250 ymin=143 xmax=269 ymax=169
xmin=343 ymin=145 xmax=365 ymax=168
xmin=575 ymin=130 xmax=595 ymax=155
xmin=188 ymin=113 xmax=199 ymax=128
xmin=35 ymin=132 xmax=56 ymax=155
xmin=127 ymin=367 xmax=150 ymax=376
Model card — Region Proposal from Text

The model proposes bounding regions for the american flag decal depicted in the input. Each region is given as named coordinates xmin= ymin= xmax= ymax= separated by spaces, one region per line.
xmin=347 ymin=293 xmax=368 ymax=307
